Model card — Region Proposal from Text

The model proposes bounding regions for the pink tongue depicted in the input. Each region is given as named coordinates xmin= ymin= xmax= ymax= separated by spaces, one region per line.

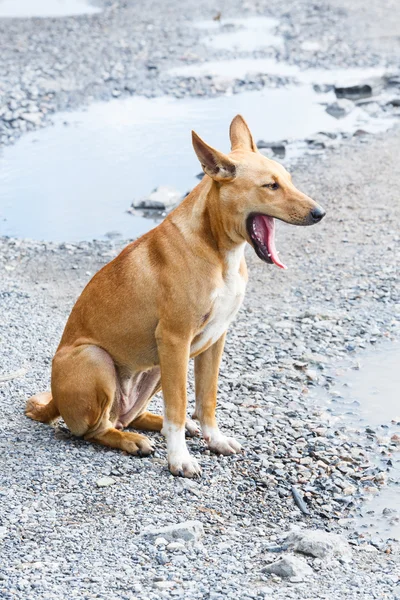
xmin=256 ymin=215 xmax=287 ymax=269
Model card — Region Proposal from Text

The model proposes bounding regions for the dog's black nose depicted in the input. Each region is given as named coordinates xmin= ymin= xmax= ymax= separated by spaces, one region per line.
xmin=310 ymin=206 xmax=326 ymax=223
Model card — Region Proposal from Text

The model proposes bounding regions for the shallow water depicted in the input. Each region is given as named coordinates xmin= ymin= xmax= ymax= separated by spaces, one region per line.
xmin=0 ymin=86 xmax=394 ymax=242
xmin=195 ymin=17 xmax=282 ymax=52
xmin=317 ymin=343 xmax=400 ymax=539
xmin=0 ymin=0 xmax=100 ymax=18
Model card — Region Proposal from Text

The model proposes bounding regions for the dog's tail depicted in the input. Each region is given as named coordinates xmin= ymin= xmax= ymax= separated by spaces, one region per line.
xmin=25 ymin=391 xmax=60 ymax=425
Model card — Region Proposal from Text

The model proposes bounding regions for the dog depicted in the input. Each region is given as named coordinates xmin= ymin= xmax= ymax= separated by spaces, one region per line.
xmin=26 ymin=115 xmax=325 ymax=477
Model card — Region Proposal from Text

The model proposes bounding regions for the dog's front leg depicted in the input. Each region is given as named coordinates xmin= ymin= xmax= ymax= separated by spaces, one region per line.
xmin=157 ymin=326 xmax=201 ymax=478
xmin=194 ymin=333 xmax=242 ymax=455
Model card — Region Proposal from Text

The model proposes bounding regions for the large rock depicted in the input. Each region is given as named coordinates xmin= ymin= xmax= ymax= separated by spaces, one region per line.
xmin=263 ymin=555 xmax=313 ymax=578
xmin=132 ymin=185 xmax=182 ymax=210
xmin=285 ymin=529 xmax=351 ymax=560
xmin=141 ymin=520 xmax=204 ymax=542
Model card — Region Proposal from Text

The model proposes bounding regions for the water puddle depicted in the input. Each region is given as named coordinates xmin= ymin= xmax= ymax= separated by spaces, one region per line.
xmin=315 ymin=342 xmax=400 ymax=540
xmin=0 ymin=86 xmax=394 ymax=242
xmin=195 ymin=17 xmax=282 ymax=52
xmin=168 ymin=57 xmax=385 ymax=87
xmin=0 ymin=0 xmax=101 ymax=18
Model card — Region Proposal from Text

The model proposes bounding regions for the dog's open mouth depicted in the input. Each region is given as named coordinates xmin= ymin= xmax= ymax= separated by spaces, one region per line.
xmin=246 ymin=214 xmax=287 ymax=270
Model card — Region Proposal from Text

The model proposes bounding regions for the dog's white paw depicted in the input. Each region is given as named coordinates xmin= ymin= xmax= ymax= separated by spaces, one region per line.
xmin=168 ymin=451 xmax=201 ymax=478
xmin=204 ymin=428 xmax=242 ymax=456
xmin=185 ymin=418 xmax=201 ymax=437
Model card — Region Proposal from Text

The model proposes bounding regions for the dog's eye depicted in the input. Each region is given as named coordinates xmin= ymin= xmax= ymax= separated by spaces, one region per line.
xmin=262 ymin=182 xmax=279 ymax=190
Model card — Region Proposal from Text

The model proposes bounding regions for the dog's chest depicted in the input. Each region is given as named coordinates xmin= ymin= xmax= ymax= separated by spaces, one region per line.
xmin=191 ymin=244 xmax=247 ymax=353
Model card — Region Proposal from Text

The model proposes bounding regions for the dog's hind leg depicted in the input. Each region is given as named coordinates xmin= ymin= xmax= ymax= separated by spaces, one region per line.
xmin=130 ymin=411 xmax=163 ymax=431
xmin=131 ymin=411 xmax=200 ymax=437
xmin=26 ymin=391 xmax=60 ymax=424
xmin=51 ymin=344 xmax=154 ymax=455
xmin=86 ymin=427 xmax=154 ymax=455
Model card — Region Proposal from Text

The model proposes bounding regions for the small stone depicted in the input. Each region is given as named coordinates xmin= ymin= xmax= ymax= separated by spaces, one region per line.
xmin=374 ymin=472 xmax=387 ymax=484
xmin=96 ymin=477 xmax=116 ymax=487
xmin=326 ymin=99 xmax=354 ymax=118
xmin=153 ymin=580 xmax=174 ymax=590
xmin=256 ymin=139 xmax=286 ymax=158
xmin=263 ymin=555 xmax=313 ymax=579
xmin=20 ymin=112 xmax=42 ymax=125
xmin=167 ymin=541 xmax=185 ymax=551
xmin=154 ymin=537 xmax=169 ymax=546
xmin=343 ymin=485 xmax=357 ymax=496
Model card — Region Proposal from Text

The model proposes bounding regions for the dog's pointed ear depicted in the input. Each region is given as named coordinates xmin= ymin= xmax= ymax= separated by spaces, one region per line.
xmin=229 ymin=114 xmax=258 ymax=152
xmin=192 ymin=131 xmax=236 ymax=182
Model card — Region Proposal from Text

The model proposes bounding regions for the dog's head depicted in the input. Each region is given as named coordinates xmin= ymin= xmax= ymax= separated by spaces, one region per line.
xmin=192 ymin=115 xmax=325 ymax=269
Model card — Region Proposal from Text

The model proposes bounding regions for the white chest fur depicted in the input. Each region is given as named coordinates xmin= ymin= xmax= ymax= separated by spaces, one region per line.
xmin=191 ymin=243 xmax=247 ymax=354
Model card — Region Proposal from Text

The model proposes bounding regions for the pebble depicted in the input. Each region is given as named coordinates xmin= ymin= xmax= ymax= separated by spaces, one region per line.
xmin=96 ymin=476 xmax=116 ymax=487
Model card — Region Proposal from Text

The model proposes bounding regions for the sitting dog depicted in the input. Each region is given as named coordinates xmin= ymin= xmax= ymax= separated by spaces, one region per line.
xmin=26 ymin=115 xmax=325 ymax=477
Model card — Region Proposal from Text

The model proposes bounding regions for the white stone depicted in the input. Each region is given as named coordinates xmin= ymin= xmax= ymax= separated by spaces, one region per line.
xmin=133 ymin=185 xmax=182 ymax=210
xmin=141 ymin=520 xmax=204 ymax=542
xmin=167 ymin=541 xmax=186 ymax=551
xmin=20 ymin=112 xmax=42 ymax=125
xmin=96 ymin=477 xmax=116 ymax=488
xmin=154 ymin=537 xmax=168 ymax=546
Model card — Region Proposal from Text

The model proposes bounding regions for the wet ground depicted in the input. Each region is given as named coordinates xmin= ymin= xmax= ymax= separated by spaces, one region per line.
xmin=0 ymin=0 xmax=100 ymax=18
xmin=313 ymin=342 xmax=400 ymax=539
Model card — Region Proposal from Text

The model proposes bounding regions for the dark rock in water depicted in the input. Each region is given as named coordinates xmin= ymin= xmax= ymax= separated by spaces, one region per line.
xmin=334 ymin=77 xmax=383 ymax=100
xmin=326 ymin=99 xmax=354 ymax=118
xmin=386 ymin=97 xmax=400 ymax=107
xmin=132 ymin=185 xmax=182 ymax=210
xmin=306 ymin=132 xmax=338 ymax=149
xmin=384 ymin=73 xmax=400 ymax=87
xmin=196 ymin=172 xmax=205 ymax=180
xmin=256 ymin=139 xmax=286 ymax=157
xmin=104 ymin=231 xmax=122 ymax=240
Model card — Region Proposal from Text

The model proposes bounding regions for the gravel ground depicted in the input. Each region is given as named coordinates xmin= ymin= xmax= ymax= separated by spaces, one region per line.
xmin=1 ymin=0 xmax=400 ymax=599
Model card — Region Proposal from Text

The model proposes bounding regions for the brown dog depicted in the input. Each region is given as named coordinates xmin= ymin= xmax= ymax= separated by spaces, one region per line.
xmin=26 ymin=115 xmax=325 ymax=477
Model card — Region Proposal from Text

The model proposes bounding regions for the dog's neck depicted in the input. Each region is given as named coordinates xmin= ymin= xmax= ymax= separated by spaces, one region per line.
xmin=169 ymin=176 xmax=244 ymax=261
